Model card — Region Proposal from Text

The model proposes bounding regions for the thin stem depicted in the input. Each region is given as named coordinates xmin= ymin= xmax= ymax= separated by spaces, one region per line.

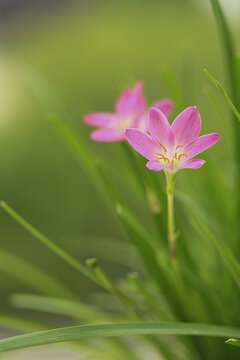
xmin=0 ymin=201 xmax=101 ymax=287
xmin=86 ymin=258 xmax=138 ymax=320
xmin=167 ymin=192 xmax=176 ymax=260
xmin=164 ymin=170 xmax=178 ymax=262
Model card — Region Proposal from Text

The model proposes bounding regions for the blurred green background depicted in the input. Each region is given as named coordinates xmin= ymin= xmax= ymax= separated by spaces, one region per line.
xmin=0 ymin=0 xmax=239 ymax=333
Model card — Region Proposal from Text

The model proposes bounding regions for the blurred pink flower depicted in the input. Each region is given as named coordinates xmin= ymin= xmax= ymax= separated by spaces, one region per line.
xmin=125 ymin=106 xmax=220 ymax=171
xmin=84 ymin=82 xmax=174 ymax=142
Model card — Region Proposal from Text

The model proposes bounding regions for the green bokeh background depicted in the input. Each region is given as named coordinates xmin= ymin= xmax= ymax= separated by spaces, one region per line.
xmin=0 ymin=0 xmax=238 ymax=308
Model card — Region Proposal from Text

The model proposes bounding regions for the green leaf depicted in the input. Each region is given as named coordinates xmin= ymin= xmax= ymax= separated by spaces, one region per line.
xmin=0 ymin=247 xmax=74 ymax=299
xmin=0 ymin=202 xmax=101 ymax=287
xmin=210 ymin=0 xmax=240 ymax=231
xmin=46 ymin=114 xmax=123 ymax=207
xmin=116 ymin=203 xmax=187 ymax=320
xmin=9 ymin=294 xmax=111 ymax=322
xmin=210 ymin=0 xmax=238 ymax=103
xmin=1 ymin=322 xmax=240 ymax=353
xmin=0 ymin=313 xmax=49 ymax=332
xmin=204 ymin=69 xmax=240 ymax=123
xmin=225 ymin=338 xmax=240 ymax=347
xmin=65 ymin=234 xmax=140 ymax=268
xmin=176 ymin=190 xmax=240 ymax=291
xmin=115 ymin=203 xmax=163 ymax=280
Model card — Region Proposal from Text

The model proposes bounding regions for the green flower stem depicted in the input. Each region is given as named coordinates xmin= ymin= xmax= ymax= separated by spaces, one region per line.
xmin=164 ymin=170 xmax=178 ymax=262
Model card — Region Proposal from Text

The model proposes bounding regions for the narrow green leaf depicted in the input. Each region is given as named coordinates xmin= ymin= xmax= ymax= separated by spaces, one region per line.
xmin=225 ymin=338 xmax=240 ymax=347
xmin=176 ymin=190 xmax=240 ymax=291
xmin=210 ymin=0 xmax=240 ymax=233
xmin=65 ymin=234 xmax=140 ymax=268
xmin=116 ymin=204 xmax=162 ymax=254
xmin=0 ymin=202 xmax=101 ymax=287
xmin=45 ymin=113 xmax=168 ymax=282
xmin=116 ymin=204 xmax=188 ymax=320
xmin=1 ymin=322 xmax=240 ymax=353
xmin=46 ymin=114 xmax=97 ymax=177
xmin=9 ymin=294 xmax=110 ymax=322
xmin=0 ymin=313 xmax=49 ymax=332
xmin=46 ymin=114 xmax=123 ymax=206
xmin=210 ymin=0 xmax=238 ymax=103
xmin=199 ymin=221 xmax=240 ymax=290
xmin=204 ymin=69 xmax=240 ymax=122
xmin=0 ymin=247 xmax=74 ymax=299
xmin=116 ymin=203 xmax=163 ymax=280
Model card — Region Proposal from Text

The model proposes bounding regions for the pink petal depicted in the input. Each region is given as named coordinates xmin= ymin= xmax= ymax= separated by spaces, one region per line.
xmin=148 ymin=107 xmax=174 ymax=147
xmin=186 ymin=133 xmax=220 ymax=159
xmin=125 ymin=128 xmax=157 ymax=160
xmin=135 ymin=113 xmax=148 ymax=132
xmin=84 ymin=113 xmax=118 ymax=127
xmin=115 ymin=82 xmax=146 ymax=117
xmin=91 ymin=129 xmax=124 ymax=142
xmin=171 ymin=106 xmax=201 ymax=147
xmin=146 ymin=160 xmax=172 ymax=172
xmin=152 ymin=99 xmax=174 ymax=118
xmin=177 ymin=159 xmax=206 ymax=170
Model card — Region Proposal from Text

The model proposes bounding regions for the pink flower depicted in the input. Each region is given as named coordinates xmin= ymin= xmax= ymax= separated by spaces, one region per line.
xmin=84 ymin=82 xmax=174 ymax=142
xmin=125 ymin=106 xmax=220 ymax=171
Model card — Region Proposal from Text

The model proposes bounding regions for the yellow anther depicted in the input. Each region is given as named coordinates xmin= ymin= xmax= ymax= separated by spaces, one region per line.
xmin=176 ymin=145 xmax=183 ymax=150
xmin=156 ymin=140 xmax=167 ymax=153
xmin=157 ymin=154 xmax=165 ymax=159
xmin=156 ymin=153 xmax=170 ymax=164
xmin=157 ymin=156 xmax=165 ymax=160
xmin=174 ymin=152 xmax=177 ymax=159
xmin=178 ymin=153 xmax=188 ymax=161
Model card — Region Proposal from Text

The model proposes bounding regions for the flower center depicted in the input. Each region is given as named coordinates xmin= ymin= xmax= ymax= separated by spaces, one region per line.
xmin=156 ymin=141 xmax=188 ymax=167
xmin=118 ymin=116 xmax=134 ymax=132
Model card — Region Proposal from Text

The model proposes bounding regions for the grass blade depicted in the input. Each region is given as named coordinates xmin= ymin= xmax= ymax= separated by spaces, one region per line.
xmin=42 ymin=116 xmax=169 ymax=281
xmin=210 ymin=0 xmax=238 ymax=103
xmin=204 ymin=69 xmax=240 ymax=122
xmin=176 ymin=190 xmax=240 ymax=291
xmin=65 ymin=234 xmax=140 ymax=268
xmin=0 ymin=201 xmax=101 ymax=287
xmin=0 ymin=247 xmax=74 ymax=299
xmin=0 ymin=313 xmax=49 ymax=332
xmin=46 ymin=113 xmax=123 ymax=206
xmin=210 ymin=0 xmax=240 ymax=234
xmin=225 ymin=338 xmax=240 ymax=347
xmin=1 ymin=322 xmax=240 ymax=353
xmin=115 ymin=203 xmax=163 ymax=280
xmin=116 ymin=203 xmax=190 ymax=320
xmin=9 ymin=294 xmax=110 ymax=322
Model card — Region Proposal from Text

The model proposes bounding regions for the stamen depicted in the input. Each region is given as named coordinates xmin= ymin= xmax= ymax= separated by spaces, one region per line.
xmin=156 ymin=141 xmax=167 ymax=153
xmin=156 ymin=153 xmax=170 ymax=164
xmin=178 ymin=153 xmax=188 ymax=161
xmin=157 ymin=156 xmax=165 ymax=160
xmin=174 ymin=152 xmax=177 ymax=159
xmin=176 ymin=145 xmax=183 ymax=150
